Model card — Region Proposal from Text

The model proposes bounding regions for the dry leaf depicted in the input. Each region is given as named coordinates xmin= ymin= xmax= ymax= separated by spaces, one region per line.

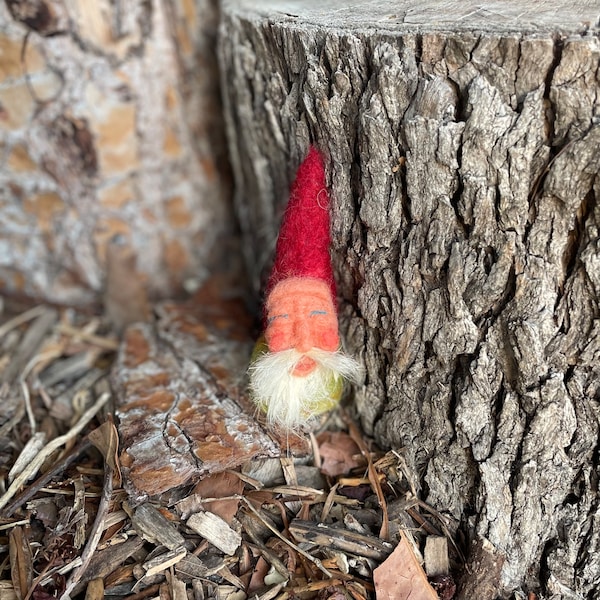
xmin=178 ymin=472 xmax=244 ymax=524
xmin=247 ymin=557 xmax=270 ymax=595
xmin=317 ymin=431 xmax=363 ymax=477
xmin=374 ymin=534 xmax=439 ymax=600
xmin=9 ymin=527 xmax=32 ymax=600
xmin=88 ymin=419 xmax=121 ymax=486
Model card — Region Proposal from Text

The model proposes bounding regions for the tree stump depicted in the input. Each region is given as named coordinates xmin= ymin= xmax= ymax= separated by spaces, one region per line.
xmin=0 ymin=0 xmax=233 ymax=306
xmin=218 ymin=2 xmax=600 ymax=597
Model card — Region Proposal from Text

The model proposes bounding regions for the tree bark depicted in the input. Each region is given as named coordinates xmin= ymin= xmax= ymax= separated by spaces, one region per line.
xmin=218 ymin=2 xmax=600 ymax=597
xmin=0 ymin=0 xmax=233 ymax=306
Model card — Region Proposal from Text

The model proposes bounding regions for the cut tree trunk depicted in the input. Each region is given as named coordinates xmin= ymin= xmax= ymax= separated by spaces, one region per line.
xmin=218 ymin=2 xmax=600 ymax=597
xmin=0 ymin=0 xmax=233 ymax=307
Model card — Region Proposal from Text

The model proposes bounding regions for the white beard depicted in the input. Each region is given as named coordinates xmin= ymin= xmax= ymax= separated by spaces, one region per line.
xmin=248 ymin=347 xmax=363 ymax=429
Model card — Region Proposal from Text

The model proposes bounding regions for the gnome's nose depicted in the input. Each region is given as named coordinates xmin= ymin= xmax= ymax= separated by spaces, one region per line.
xmin=291 ymin=321 xmax=317 ymax=376
xmin=294 ymin=320 xmax=314 ymax=354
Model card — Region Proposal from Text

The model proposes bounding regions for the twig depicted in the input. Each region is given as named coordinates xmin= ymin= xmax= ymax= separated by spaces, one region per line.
xmin=61 ymin=463 xmax=114 ymax=600
xmin=309 ymin=431 xmax=321 ymax=469
xmin=125 ymin=583 xmax=162 ymax=600
xmin=0 ymin=518 xmax=29 ymax=531
xmin=344 ymin=414 xmax=390 ymax=541
xmin=1 ymin=437 xmax=93 ymax=517
xmin=20 ymin=379 xmax=36 ymax=434
xmin=0 ymin=305 xmax=47 ymax=339
xmin=55 ymin=323 xmax=119 ymax=351
xmin=241 ymin=496 xmax=332 ymax=579
xmin=38 ymin=557 xmax=83 ymax=587
xmin=19 ymin=345 xmax=74 ymax=434
xmin=415 ymin=498 xmax=466 ymax=562
xmin=320 ymin=482 xmax=339 ymax=522
xmin=0 ymin=392 xmax=110 ymax=512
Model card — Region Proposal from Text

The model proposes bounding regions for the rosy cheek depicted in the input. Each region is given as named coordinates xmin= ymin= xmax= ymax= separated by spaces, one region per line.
xmin=265 ymin=325 xmax=291 ymax=352
xmin=319 ymin=326 xmax=339 ymax=351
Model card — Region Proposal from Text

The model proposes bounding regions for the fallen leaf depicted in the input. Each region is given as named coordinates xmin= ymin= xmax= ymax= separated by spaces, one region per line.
xmin=338 ymin=484 xmax=371 ymax=501
xmin=317 ymin=431 xmax=363 ymax=477
xmin=88 ymin=419 xmax=121 ymax=487
xmin=247 ymin=556 xmax=270 ymax=594
xmin=374 ymin=534 xmax=439 ymax=600
xmin=177 ymin=471 xmax=244 ymax=524
xmin=9 ymin=526 xmax=32 ymax=600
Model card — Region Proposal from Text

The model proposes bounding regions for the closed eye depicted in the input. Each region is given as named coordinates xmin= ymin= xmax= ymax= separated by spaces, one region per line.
xmin=267 ymin=313 xmax=289 ymax=324
xmin=309 ymin=310 xmax=327 ymax=316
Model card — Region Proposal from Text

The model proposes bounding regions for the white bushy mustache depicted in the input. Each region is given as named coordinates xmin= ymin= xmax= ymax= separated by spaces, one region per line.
xmin=248 ymin=347 xmax=363 ymax=429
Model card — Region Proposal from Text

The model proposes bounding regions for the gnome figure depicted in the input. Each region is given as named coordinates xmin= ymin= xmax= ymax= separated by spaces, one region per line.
xmin=248 ymin=147 xmax=362 ymax=429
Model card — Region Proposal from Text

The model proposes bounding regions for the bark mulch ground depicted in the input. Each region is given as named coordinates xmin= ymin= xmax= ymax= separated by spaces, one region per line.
xmin=0 ymin=291 xmax=460 ymax=600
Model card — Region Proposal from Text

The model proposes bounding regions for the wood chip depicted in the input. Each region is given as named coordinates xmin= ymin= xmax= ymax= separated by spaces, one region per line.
xmin=71 ymin=536 xmax=145 ymax=595
xmin=187 ymin=511 xmax=242 ymax=556
xmin=131 ymin=503 xmax=185 ymax=550
xmin=166 ymin=570 xmax=188 ymax=600
xmin=144 ymin=547 xmax=187 ymax=577
xmin=175 ymin=552 xmax=212 ymax=579
xmin=424 ymin=536 xmax=449 ymax=577
xmin=84 ymin=578 xmax=104 ymax=600
xmin=73 ymin=476 xmax=87 ymax=549
xmin=0 ymin=581 xmax=17 ymax=600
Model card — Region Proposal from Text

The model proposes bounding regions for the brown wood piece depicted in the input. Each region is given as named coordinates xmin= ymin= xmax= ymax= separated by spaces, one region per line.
xmin=288 ymin=519 xmax=394 ymax=561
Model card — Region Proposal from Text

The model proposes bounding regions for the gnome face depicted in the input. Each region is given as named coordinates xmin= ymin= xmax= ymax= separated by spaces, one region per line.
xmin=265 ymin=277 xmax=340 ymax=376
xmin=250 ymin=276 xmax=361 ymax=429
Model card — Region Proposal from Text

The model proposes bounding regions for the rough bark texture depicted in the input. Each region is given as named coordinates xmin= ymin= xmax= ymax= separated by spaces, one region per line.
xmin=218 ymin=2 xmax=600 ymax=597
xmin=0 ymin=0 xmax=233 ymax=306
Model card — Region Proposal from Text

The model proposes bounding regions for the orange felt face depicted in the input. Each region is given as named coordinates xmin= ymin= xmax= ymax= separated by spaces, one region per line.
xmin=265 ymin=278 xmax=339 ymax=356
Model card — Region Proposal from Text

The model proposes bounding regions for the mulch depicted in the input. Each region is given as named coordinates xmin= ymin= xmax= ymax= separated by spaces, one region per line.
xmin=0 ymin=294 xmax=459 ymax=600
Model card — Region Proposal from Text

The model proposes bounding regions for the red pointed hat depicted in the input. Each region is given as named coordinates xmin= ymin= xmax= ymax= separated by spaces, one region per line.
xmin=266 ymin=146 xmax=336 ymax=302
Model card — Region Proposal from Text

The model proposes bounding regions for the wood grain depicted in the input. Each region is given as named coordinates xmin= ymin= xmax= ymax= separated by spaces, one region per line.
xmin=225 ymin=0 xmax=600 ymax=32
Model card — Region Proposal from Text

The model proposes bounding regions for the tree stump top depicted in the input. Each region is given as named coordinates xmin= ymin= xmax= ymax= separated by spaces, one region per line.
xmin=224 ymin=0 xmax=600 ymax=33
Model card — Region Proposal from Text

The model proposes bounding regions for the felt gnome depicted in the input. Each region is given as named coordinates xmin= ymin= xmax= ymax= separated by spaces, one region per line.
xmin=248 ymin=146 xmax=362 ymax=429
